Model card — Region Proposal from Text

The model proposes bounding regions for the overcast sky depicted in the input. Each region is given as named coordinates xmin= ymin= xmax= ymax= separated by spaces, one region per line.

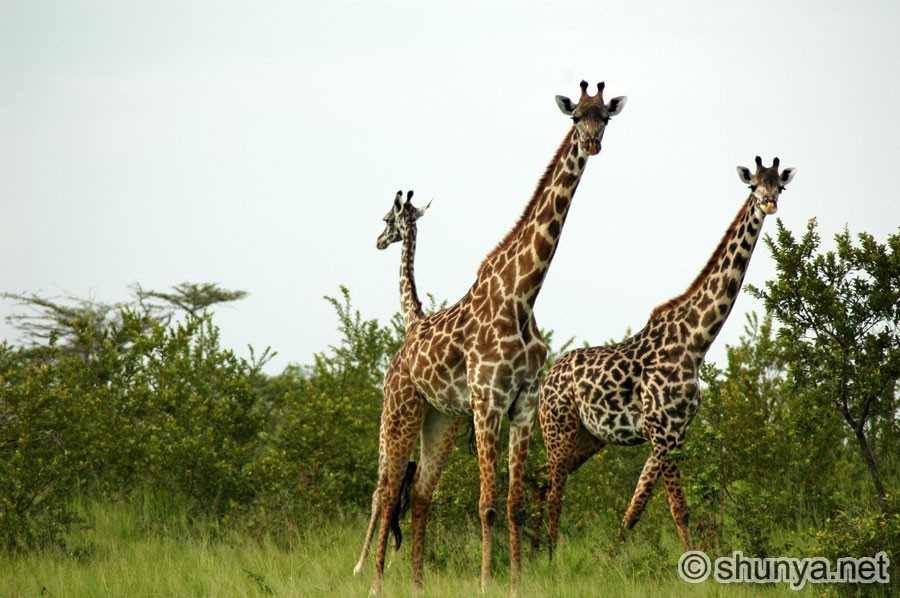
xmin=2 ymin=0 xmax=898 ymax=375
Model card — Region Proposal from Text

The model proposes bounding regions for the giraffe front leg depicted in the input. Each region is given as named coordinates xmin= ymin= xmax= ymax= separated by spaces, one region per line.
xmin=661 ymin=460 xmax=693 ymax=551
xmin=506 ymin=381 xmax=539 ymax=595
xmin=622 ymin=450 xmax=662 ymax=531
xmin=624 ymin=381 xmax=671 ymax=534
xmin=473 ymin=400 xmax=503 ymax=593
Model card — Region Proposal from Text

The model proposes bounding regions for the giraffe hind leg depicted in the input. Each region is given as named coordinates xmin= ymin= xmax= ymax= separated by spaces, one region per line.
xmin=389 ymin=460 xmax=417 ymax=550
xmin=410 ymin=409 xmax=462 ymax=590
xmin=544 ymin=418 xmax=603 ymax=561
xmin=354 ymin=487 xmax=380 ymax=575
xmin=370 ymin=380 xmax=423 ymax=596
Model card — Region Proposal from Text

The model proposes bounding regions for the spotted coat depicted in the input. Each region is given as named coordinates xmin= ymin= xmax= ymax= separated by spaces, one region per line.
xmin=540 ymin=157 xmax=797 ymax=559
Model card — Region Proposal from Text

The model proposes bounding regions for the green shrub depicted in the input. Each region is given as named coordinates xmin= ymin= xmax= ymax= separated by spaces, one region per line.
xmin=810 ymin=506 xmax=899 ymax=596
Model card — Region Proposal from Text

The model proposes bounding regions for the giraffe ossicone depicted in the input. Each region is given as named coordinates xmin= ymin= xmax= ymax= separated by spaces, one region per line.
xmin=539 ymin=156 xmax=797 ymax=560
xmin=366 ymin=80 xmax=626 ymax=596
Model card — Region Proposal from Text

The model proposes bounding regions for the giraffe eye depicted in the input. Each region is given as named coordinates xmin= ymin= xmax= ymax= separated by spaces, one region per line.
xmin=749 ymin=185 xmax=757 ymax=192
xmin=779 ymin=186 xmax=786 ymax=192
xmin=571 ymin=116 xmax=580 ymax=124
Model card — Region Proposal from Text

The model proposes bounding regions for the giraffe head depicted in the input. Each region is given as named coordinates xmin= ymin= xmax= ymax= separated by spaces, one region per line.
xmin=555 ymin=80 xmax=627 ymax=155
xmin=376 ymin=190 xmax=431 ymax=249
xmin=736 ymin=156 xmax=797 ymax=215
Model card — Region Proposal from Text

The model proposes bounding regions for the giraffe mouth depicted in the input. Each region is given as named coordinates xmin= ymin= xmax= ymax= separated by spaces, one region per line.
xmin=760 ymin=202 xmax=778 ymax=215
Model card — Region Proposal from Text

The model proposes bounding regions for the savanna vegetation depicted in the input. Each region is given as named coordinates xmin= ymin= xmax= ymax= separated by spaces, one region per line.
xmin=2 ymin=220 xmax=898 ymax=596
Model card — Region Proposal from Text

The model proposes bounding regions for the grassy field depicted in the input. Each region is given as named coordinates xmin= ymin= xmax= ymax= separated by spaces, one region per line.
xmin=0 ymin=500 xmax=840 ymax=597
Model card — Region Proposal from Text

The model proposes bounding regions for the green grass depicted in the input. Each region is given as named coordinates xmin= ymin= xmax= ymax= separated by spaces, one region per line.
xmin=0 ymin=500 xmax=834 ymax=597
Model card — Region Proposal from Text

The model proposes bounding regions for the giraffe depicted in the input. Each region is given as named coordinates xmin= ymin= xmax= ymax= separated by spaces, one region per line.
xmin=539 ymin=156 xmax=797 ymax=559
xmin=376 ymin=189 xmax=432 ymax=328
xmin=367 ymin=80 xmax=627 ymax=596
xmin=354 ymin=190 xmax=431 ymax=576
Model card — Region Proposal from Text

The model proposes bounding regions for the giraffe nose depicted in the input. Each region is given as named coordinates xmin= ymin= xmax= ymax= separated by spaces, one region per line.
xmin=584 ymin=140 xmax=600 ymax=155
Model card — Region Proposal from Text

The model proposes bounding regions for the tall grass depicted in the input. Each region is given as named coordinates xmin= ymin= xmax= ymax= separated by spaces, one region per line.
xmin=0 ymin=499 xmax=834 ymax=597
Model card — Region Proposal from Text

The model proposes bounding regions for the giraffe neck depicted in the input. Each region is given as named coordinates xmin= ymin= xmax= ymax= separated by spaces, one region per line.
xmin=399 ymin=221 xmax=423 ymax=329
xmin=476 ymin=128 xmax=588 ymax=312
xmin=651 ymin=196 xmax=765 ymax=358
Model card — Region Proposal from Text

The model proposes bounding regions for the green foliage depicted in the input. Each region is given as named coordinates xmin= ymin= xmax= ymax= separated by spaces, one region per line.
xmin=4 ymin=499 xmax=803 ymax=598
xmin=244 ymin=286 xmax=403 ymax=539
xmin=675 ymin=313 xmax=851 ymax=556
xmin=810 ymin=506 xmax=900 ymax=596
xmin=0 ymin=286 xmax=267 ymax=550
xmin=748 ymin=219 xmax=900 ymax=513
xmin=122 ymin=314 xmax=265 ymax=512
xmin=0 ymin=342 xmax=81 ymax=550
xmin=3 ymin=221 xmax=899 ymax=587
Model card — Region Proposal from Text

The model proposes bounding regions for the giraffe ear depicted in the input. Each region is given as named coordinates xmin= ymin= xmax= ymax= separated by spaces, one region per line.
xmin=736 ymin=166 xmax=753 ymax=184
xmin=606 ymin=96 xmax=627 ymax=116
xmin=780 ymin=167 xmax=797 ymax=186
xmin=556 ymin=95 xmax=575 ymax=116
xmin=416 ymin=199 xmax=433 ymax=219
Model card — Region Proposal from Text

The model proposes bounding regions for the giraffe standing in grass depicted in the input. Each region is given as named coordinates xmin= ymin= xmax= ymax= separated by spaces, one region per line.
xmin=354 ymin=190 xmax=431 ymax=576
xmin=539 ymin=156 xmax=797 ymax=559
xmin=366 ymin=80 xmax=627 ymax=596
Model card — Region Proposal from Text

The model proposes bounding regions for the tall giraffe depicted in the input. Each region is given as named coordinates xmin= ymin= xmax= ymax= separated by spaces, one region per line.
xmin=539 ymin=156 xmax=797 ymax=559
xmin=368 ymin=81 xmax=627 ymax=595
xmin=354 ymin=190 xmax=431 ymax=576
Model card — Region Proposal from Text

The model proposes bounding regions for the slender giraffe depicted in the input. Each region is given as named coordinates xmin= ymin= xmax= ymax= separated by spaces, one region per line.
xmin=354 ymin=190 xmax=431 ymax=576
xmin=368 ymin=80 xmax=627 ymax=596
xmin=539 ymin=156 xmax=797 ymax=559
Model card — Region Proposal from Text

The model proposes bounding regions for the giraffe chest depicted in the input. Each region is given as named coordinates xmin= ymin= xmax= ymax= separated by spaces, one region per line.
xmin=404 ymin=315 xmax=545 ymax=417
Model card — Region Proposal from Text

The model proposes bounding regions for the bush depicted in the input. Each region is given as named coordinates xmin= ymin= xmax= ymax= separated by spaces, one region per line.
xmin=0 ymin=302 xmax=268 ymax=550
xmin=810 ymin=506 xmax=899 ymax=596
xmin=0 ymin=342 xmax=81 ymax=551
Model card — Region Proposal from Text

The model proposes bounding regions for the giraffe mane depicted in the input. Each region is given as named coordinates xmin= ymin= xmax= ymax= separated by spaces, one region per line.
xmin=477 ymin=126 xmax=576 ymax=277
xmin=648 ymin=196 xmax=752 ymax=321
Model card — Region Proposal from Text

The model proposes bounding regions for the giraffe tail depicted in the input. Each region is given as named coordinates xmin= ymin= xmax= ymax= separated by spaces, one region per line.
xmin=390 ymin=461 xmax=417 ymax=550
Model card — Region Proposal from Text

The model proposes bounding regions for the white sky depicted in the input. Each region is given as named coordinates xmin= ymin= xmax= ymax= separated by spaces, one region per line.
xmin=2 ymin=0 xmax=899 ymax=375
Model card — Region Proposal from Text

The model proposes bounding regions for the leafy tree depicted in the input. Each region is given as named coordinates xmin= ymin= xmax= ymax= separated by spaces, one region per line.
xmin=132 ymin=282 xmax=249 ymax=321
xmin=748 ymin=219 xmax=900 ymax=513
xmin=0 ymin=284 xmax=269 ymax=549
xmin=2 ymin=282 xmax=249 ymax=355
xmin=679 ymin=313 xmax=849 ymax=555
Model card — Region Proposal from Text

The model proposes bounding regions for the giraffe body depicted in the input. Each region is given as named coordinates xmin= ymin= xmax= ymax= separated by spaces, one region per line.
xmin=540 ymin=157 xmax=797 ymax=559
xmin=368 ymin=81 xmax=626 ymax=596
